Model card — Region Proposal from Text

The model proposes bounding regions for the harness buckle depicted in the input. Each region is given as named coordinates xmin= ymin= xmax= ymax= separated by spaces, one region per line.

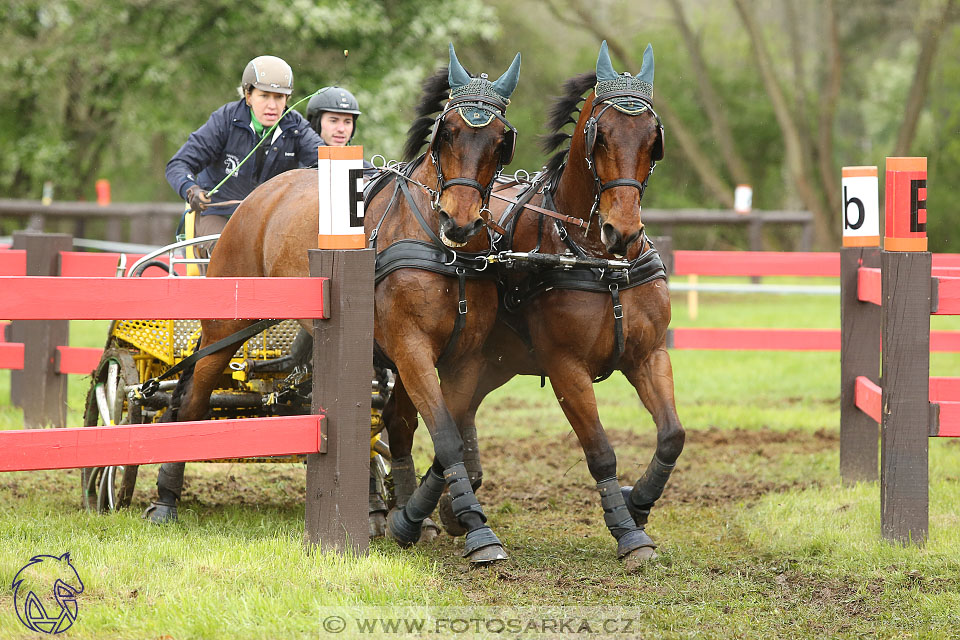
xmin=141 ymin=378 xmax=160 ymax=398
xmin=613 ymin=303 xmax=623 ymax=320
xmin=459 ymin=299 xmax=468 ymax=315
xmin=556 ymin=223 xmax=568 ymax=241
xmin=444 ymin=250 xmax=458 ymax=266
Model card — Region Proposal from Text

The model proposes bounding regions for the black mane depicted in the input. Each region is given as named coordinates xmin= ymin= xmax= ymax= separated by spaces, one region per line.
xmin=402 ymin=67 xmax=453 ymax=161
xmin=540 ymin=71 xmax=597 ymax=175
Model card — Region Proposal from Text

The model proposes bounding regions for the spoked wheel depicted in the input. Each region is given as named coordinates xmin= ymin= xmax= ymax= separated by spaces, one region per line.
xmin=81 ymin=347 xmax=143 ymax=512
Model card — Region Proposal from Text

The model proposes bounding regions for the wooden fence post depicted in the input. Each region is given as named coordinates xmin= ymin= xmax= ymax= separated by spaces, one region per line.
xmin=879 ymin=250 xmax=931 ymax=544
xmin=9 ymin=231 xmax=72 ymax=428
xmin=839 ymin=246 xmax=881 ymax=484
xmin=305 ymin=248 xmax=375 ymax=555
xmin=879 ymin=157 xmax=930 ymax=545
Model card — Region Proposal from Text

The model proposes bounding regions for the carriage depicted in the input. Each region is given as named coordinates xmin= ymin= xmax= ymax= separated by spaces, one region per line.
xmin=79 ymin=235 xmax=393 ymax=515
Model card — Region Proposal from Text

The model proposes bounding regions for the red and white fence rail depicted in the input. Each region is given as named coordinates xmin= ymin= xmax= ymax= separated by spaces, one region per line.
xmin=0 ymin=231 xmax=375 ymax=555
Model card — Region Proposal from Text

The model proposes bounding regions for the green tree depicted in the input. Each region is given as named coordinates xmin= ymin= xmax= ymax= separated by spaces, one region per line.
xmin=0 ymin=0 xmax=499 ymax=202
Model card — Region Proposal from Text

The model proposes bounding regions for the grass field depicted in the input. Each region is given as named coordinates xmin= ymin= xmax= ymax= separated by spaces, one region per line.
xmin=2 ymin=279 xmax=960 ymax=638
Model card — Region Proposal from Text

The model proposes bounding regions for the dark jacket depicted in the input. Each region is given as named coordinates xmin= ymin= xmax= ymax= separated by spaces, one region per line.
xmin=166 ymin=99 xmax=324 ymax=217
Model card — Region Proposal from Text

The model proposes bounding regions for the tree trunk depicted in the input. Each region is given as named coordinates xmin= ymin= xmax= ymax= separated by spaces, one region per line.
xmin=547 ymin=0 xmax=736 ymax=206
xmin=732 ymin=0 xmax=835 ymax=247
xmin=668 ymin=0 xmax=751 ymax=185
xmin=894 ymin=0 xmax=957 ymax=156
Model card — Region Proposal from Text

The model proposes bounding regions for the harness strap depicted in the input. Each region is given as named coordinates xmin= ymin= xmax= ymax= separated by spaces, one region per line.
xmin=594 ymin=283 xmax=624 ymax=383
xmin=491 ymin=191 xmax=587 ymax=229
xmin=140 ymin=318 xmax=283 ymax=397
xmin=400 ymin=173 xmax=450 ymax=253
xmin=437 ymin=268 xmax=468 ymax=366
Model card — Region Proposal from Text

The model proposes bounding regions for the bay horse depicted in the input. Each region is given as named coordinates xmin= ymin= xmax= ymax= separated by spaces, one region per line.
xmin=144 ymin=44 xmax=521 ymax=565
xmin=429 ymin=41 xmax=683 ymax=568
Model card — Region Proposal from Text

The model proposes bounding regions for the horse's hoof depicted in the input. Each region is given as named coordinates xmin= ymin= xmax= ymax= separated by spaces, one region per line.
xmin=462 ymin=526 xmax=506 ymax=564
xmin=467 ymin=544 xmax=508 ymax=565
xmin=419 ymin=517 xmax=441 ymax=543
xmin=622 ymin=546 xmax=658 ymax=572
xmin=369 ymin=510 xmax=387 ymax=539
xmin=142 ymin=501 xmax=177 ymax=525
xmin=386 ymin=508 xmax=421 ymax=548
xmin=437 ymin=494 xmax=467 ymax=537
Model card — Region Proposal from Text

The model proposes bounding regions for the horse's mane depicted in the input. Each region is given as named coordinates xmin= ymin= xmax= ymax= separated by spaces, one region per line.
xmin=540 ymin=71 xmax=597 ymax=175
xmin=402 ymin=66 xmax=455 ymax=161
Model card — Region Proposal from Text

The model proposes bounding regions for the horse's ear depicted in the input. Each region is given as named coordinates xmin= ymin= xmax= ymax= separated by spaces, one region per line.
xmin=638 ymin=43 xmax=654 ymax=90
xmin=596 ymin=40 xmax=618 ymax=83
xmin=448 ymin=43 xmax=472 ymax=90
xmin=491 ymin=52 xmax=521 ymax=100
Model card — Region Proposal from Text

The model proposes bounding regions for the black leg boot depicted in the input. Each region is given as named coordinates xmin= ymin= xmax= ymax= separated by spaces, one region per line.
xmin=143 ymin=462 xmax=184 ymax=524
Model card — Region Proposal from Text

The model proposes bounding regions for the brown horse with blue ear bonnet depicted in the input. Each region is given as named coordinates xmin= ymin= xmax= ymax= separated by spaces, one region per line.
xmin=435 ymin=41 xmax=683 ymax=569
xmin=369 ymin=44 xmax=520 ymax=563
xmin=144 ymin=45 xmax=521 ymax=566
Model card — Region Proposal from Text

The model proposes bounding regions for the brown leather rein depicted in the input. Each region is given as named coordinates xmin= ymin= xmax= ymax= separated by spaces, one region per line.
xmin=486 ymin=180 xmax=588 ymax=235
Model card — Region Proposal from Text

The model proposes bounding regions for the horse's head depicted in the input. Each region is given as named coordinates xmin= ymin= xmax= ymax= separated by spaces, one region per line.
xmin=575 ymin=41 xmax=664 ymax=257
xmin=429 ymin=44 xmax=521 ymax=247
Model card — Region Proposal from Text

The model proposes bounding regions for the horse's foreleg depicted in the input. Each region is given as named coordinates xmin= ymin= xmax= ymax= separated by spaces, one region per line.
xmin=387 ymin=352 xmax=505 ymax=562
xmin=544 ymin=359 xmax=656 ymax=563
xmin=437 ymin=360 xmax=517 ymax=536
xmin=621 ymin=344 xmax=685 ymax=528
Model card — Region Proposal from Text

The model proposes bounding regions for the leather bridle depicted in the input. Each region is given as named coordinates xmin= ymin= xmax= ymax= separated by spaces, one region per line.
xmin=582 ymin=91 xmax=664 ymax=229
xmin=428 ymin=94 xmax=517 ymax=218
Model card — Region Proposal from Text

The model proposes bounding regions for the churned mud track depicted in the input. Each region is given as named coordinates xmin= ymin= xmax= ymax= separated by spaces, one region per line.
xmin=474 ymin=426 xmax=838 ymax=513
xmin=132 ymin=423 xmax=836 ymax=520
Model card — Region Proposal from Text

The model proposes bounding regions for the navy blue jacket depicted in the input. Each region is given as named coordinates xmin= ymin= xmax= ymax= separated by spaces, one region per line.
xmin=166 ymin=99 xmax=324 ymax=217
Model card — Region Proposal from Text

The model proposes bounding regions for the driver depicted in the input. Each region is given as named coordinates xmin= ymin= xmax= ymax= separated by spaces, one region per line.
xmin=146 ymin=56 xmax=322 ymax=525
xmin=165 ymin=55 xmax=324 ymax=243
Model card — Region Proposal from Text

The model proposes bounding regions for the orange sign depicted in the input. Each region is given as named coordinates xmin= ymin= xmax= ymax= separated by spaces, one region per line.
xmin=317 ymin=146 xmax=366 ymax=249
xmin=884 ymin=157 xmax=927 ymax=252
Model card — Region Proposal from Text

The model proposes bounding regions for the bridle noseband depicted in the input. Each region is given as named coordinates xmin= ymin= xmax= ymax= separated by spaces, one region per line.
xmin=582 ymin=90 xmax=663 ymax=229
xmin=429 ymin=93 xmax=517 ymax=218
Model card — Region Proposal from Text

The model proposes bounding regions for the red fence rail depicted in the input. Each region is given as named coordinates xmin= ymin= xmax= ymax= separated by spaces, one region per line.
xmin=0 ymin=231 xmax=374 ymax=555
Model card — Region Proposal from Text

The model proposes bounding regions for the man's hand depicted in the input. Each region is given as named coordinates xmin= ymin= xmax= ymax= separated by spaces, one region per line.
xmin=186 ymin=185 xmax=211 ymax=213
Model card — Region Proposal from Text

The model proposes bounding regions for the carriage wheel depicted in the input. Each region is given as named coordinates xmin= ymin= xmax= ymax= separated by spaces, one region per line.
xmin=80 ymin=347 xmax=143 ymax=512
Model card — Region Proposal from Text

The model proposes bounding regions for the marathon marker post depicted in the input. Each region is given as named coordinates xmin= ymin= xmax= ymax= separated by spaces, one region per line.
xmin=317 ymin=146 xmax=366 ymax=249
xmin=841 ymin=166 xmax=879 ymax=248
xmin=307 ymin=143 xmax=374 ymax=555
xmin=879 ymin=157 xmax=930 ymax=544
xmin=839 ymin=165 xmax=881 ymax=485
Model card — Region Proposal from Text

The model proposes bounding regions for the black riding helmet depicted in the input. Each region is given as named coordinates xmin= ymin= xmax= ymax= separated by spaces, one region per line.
xmin=306 ymin=86 xmax=361 ymax=142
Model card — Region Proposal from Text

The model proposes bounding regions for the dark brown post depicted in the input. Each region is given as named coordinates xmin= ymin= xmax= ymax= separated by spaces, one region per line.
xmin=131 ymin=216 xmax=150 ymax=245
xmin=648 ymin=234 xmax=672 ymax=275
xmin=9 ymin=231 xmax=72 ymax=428
xmin=839 ymin=246 xmax=881 ymax=484
xmin=305 ymin=248 xmax=375 ymax=554
xmin=800 ymin=218 xmax=814 ymax=251
xmin=879 ymin=250 xmax=930 ymax=544
xmin=748 ymin=214 xmax=763 ymax=252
